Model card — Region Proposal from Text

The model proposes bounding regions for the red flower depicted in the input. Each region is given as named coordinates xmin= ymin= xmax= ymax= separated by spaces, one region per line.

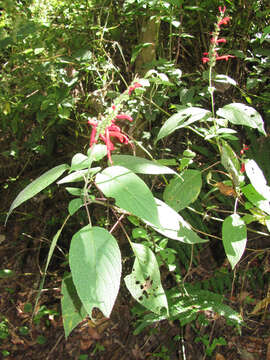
xmin=202 ymin=53 xmax=235 ymax=63
xmin=128 ymin=82 xmax=142 ymax=95
xmin=211 ymin=37 xmax=226 ymax=44
xmin=202 ymin=57 xmax=210 ymax=64
xmin=88 ymin=115 xmax=133 ymax=164
xmin=218 ymin=17 xmax=230 ymax=27
xmin=215 ymin=54 xmax=235 ymax=61
xmin=115 ymin=114 xmax=133 ymax=121
xmin=240 ymin=163 xmax=245 ymax=173
xmin=219 ymin=6 xmax=226 ymax=13
xmin=240 ymin=144 xmax=249 ymax=155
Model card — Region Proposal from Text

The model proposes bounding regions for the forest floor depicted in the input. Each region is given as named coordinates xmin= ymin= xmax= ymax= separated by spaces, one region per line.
xmin=0 ymin=167 xmax=270 ymax=360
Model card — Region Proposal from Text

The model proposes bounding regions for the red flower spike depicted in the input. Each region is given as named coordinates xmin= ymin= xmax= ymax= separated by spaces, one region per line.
xmin=240 ymin=163 xmax=245 ymax=173
xmin=219 ymin=6 xmax=226 ymax=13
xmin=88 ymin=115 xmax=132 ymax=164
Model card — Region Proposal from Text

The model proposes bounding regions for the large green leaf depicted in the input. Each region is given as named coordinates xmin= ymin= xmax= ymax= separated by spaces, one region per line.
xmin=241 ymin=184 xmax=270 ymax=215
xmin=124 ymin=242 xmax=168 ymax=315
xmin=163 ymin=170 xmax=202 ymax=212
xmin=111 ymin=155 xmax=176 ymax=175
xmin=245 ymin=159 xmax=270 ymax=202
xmin=5 ymin=164 xmax=69 ymax=224
xmin=222 ymin=214 xmax=247 ymax=269
xmin=156 ymin=107 xmax=211 ymax=142
xmin=69 ymin=226 xmax=121 ymax=319
xmin=220 ymin=140 xmax=243 ymax=187
xmin=145 ymin=198 xmax=206 ymax=244
xmin=217 ymin=103 xmax=266 ymax=136
xmin=61 ymin=273 xmax=88 ymax=338
xmin=96 ymin=166 xmax=161 ymax=227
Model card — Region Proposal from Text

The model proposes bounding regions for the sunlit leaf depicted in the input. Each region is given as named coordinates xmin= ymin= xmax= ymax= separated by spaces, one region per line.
xmin=69 ymin=226 xmax=121 ymax=318
xmin=156 ymin=107 xmax=211 ymax=142
xmin=222 ymin=214 xmax=247 ymax=269
xmin=111 ymin=155 xmax=176 ymax=175
xmin=145 ymin=198 xmax=207 ymax=244
xmin=217 ymin=103 xmax=266 ymax=136
xmin=124 ymin=242 xmax=168 ymax=315
xmin=245 ymin=159 xmax=270 ymax=202
xmin=96 ymin=166 xmax=161 ymax=227
xmin=5 ymin=164 xmax=69 ymax=224
xmin=163 ymin=170 xmax=202 ymax=211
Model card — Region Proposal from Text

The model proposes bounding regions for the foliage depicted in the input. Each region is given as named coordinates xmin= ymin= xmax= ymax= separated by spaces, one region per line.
xmin=2 ymin=1 xmax=270 ymax=356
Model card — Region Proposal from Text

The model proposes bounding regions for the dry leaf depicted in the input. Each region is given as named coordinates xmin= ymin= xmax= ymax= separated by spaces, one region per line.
xmin=239 ymin=291 xmax=251 ymax=302
xmin=88 ymin=326 xmax=101 ymax=340
xmin=215 ymin=182 xmax=237 ymax=197
xmin=251 ymin=297 xmax=270 ymax=315
xmin=216 ymin=354 xmax=226 ymax=360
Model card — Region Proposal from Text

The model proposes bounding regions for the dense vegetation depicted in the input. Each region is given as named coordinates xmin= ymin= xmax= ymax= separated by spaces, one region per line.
xmin=1 ymin=0 xmax=270 ymax=359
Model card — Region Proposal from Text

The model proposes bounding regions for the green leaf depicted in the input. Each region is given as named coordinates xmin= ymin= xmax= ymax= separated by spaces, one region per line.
xmin=87 ymin=144 xmax=107 ymax=163
xmin=96 ymin=166 xmax=161 ymax=227
xmin=0 ymin=269 xmax=16 ymax=279
xmin=111 ymin=155 xmax=176 ymax=175
xmin=124 ymin=242 xmax=168 ymax=315
xmin=241 ymin=184 xmax=270 ymax=215
xmin=145 ymin=198 xmax=206 ymax=243
xmin=220 ymin=140 xmax=243 ymax=186
xmin=156 ymin=107 xmax=211 ymax=143
xmin=131 ymin=43 xmax=153 ymax=64
xmin=245 ymin=159 xmax=270 ymax=202
xmin=163 ymin=170 xmax=202 ymax=211
xmin=58 ymin=106 xmax=70 ymax=119
xmin=70 ymin=153 xmax=88 ymax=170
xmin=214 ymin=74 xmax=237 ymax=87
xmin=70 ymin=146 xmax=107 ymax=171
xmin=65 ymin=187 xmax=83 ymax=196
xmin=217 ymin=103 xmax=266 ymax=136
xmin=68 ymin=198 xmax=84 ymax=216
xmin=69 ymin=226 xmax=121 ymax=318
xmin=57 ymin=168 xmax=101 ymax=184
xmin=222 ymin=214 xmax=247 ymax=269
xmin=5 ymin=164 xmax=69 ymax=224
xmin=61 ymin=273 xmax=88 ymax=338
